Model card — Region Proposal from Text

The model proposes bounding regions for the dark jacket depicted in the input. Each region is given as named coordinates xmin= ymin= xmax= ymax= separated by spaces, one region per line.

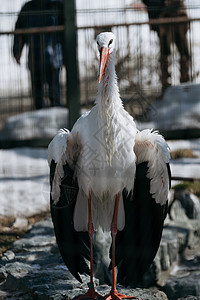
xmin=143 ymin=1 xmax=165 ymax=19
xmin=143 ymin=0 xmax=188 ymax=32
xmin=13 ymin=0 xmax=64 ymax=71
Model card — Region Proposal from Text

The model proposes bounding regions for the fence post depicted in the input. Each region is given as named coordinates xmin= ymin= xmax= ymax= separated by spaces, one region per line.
xmin=64 ymin=0 xmax=80 ymax=130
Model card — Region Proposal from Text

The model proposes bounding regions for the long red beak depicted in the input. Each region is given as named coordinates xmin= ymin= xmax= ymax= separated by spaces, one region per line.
xmin=98 ymin=47 xmax=109 ymax=83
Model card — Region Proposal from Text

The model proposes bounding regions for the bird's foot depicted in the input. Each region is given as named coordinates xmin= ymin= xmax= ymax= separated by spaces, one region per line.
xmin=76 ymin=283 xmax=105 ymax=300
xmin=105 ymin=289 xmax=138 ymax=300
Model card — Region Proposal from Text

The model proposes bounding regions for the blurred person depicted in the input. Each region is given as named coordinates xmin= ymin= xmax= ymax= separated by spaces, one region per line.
xmin=142 ymin=0 xmax=190 ymax=91
xmin=13 ymin=0 xmax=64 ymax=109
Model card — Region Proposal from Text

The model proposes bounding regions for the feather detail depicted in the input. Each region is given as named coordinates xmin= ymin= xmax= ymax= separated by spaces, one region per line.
xmin=134 ymin=129 xmax=170 ymax=205
xmin=48 ymin=128 xmax=79 ymax=204
xmin=48 ymin=128 xmax=69 ymax=165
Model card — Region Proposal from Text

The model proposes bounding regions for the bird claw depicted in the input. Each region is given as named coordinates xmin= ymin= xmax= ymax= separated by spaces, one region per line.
xmin=105 ymin=289 xmax=138 ymax=300
xmin=75 ymin=287 xmax=105 ymax=300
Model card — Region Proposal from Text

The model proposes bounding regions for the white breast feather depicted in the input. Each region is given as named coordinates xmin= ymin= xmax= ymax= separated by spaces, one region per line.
xmin=134 ymin=129 xmax=170 ymax=205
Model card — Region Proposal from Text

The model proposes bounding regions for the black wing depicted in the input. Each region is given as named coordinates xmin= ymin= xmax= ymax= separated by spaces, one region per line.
xmin=50 ymin=160 xmax=90 ymax=283
xmin=113 ymin=162 xmax=171 ymax=287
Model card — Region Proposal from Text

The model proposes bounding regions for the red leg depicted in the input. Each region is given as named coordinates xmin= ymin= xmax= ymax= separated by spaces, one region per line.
xmin=76 ymin=193 xmax=104 ymax=300
xmin=106 ymin=194 xmax=138 ymax=300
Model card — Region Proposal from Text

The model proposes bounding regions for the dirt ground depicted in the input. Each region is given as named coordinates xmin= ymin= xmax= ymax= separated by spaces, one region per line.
xmin=0 ymin=211 xmax=50 ymax=257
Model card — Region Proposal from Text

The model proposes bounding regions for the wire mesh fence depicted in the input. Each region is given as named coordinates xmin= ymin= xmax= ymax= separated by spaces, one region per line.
xmin=0 ymin=0 xmax=200 ymax=135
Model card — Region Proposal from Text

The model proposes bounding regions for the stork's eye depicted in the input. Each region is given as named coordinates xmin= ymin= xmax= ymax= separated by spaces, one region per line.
xmin=108 ymin=39 xmax=113 ymax=47
xmin=97 ymin=41 xmax=100 ymax=47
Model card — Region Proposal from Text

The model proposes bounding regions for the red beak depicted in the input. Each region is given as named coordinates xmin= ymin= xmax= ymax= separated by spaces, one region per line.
xmin=98 ymin=47 xmax=109 ymax=83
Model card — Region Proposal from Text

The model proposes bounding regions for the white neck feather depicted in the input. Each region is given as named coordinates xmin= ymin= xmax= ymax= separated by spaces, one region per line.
xmin=95 ymin=50 xmax=124 ymax=165
xmin=96 ymin=50 xmax=122 ymax=111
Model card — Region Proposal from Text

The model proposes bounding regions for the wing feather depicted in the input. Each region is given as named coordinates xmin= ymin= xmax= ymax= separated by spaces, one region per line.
xmin=113 ymin=162 xmax=170 ymax=287
xmin=113 ymin=130 xmax=171 ymax=286
xmin=50 ymin=160 xmax=90 ymax=283
xmin=48 ymin=128 xmax=79 ymax=204
xmin=134 ymin=129 xmax=170 ymax=205
xmin=48 ymin=130 xmax=90 ymax=282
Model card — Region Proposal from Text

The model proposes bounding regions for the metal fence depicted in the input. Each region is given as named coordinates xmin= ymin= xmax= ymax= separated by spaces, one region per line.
xmin=0 ymin=1 xmax=200 ymax=131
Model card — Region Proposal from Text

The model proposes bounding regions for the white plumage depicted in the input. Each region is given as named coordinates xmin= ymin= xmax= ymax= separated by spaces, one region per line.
xmin=48 ymin=32 xmax=170 ymax=232
xmin=48 ymin=32 xmax=171 ymax=299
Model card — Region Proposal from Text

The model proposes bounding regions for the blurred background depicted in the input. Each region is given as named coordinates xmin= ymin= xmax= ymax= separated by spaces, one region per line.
xmin=0 ymin=0 xmax=200 ymax=134
xmin=0 ymin=1 xmax=200 ymax=299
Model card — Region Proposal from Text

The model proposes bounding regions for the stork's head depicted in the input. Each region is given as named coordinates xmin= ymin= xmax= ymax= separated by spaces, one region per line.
xmin=96 ymin=32 xmax=116 ymax=83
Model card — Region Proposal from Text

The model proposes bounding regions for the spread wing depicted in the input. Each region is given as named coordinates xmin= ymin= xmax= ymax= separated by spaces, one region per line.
xmin=113 ymin=130 xmax=171 ymax=287
xmin=48 ymin=129 xmax=90 ymax=283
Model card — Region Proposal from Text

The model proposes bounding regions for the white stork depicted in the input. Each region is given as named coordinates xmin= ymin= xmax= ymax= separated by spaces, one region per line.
xmin=48 ymin=32 xmax=171 ymax=300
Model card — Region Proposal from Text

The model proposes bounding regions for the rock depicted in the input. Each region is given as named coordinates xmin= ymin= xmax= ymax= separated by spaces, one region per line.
xmin=152 ymin=189 xmax=200 ymax=300
xmin=0 ymin=290 xmax=8 ymax=299
xmin=177 ymin=296 xmax=200 ymax=300
xmin=0 ymin=218 xmax=169 ymax=300
xmin=174 ymin=191 xmax=200 ymax=220
xmin=159 ymin=242 xmax=171 ymax=271
xmin=162 ymin=270 xmax=200 ymax=300
xmin=169 ymin=200 xmax=191 ymax=225
xmin=161 ymin=225 xmax=189 ymax=265
xmin=13 ymin=217 xmax=29 ymax=230
xmin=13 ymin=234 xmax=56 ymax=251
xmin=0 ymin=266 xmax=7 ymax=281
xmin=1 ymin=250 xmax=15 ymax=262
xmin=4 ymin=262 xmax=33 ymax=279
xmin=0 ymin=107 xmax=69 ymax=141
xmin=2 ymin=212 xmax=200 ymax=300
xmin=137 ymin=83 xmax=200 ymax=131
xmin=166 ymin=190 xmax=200 ymax=261
xmin=13 ymin=219 xmax=56 ymax=252
xmin=168 ymin=189 xmax=175 ymax=207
